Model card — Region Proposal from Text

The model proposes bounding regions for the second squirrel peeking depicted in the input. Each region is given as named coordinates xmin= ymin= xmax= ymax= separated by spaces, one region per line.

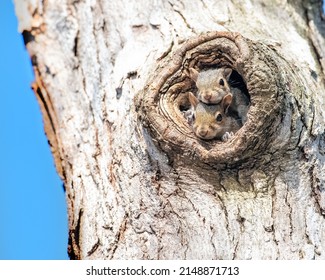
xmin=187 ymin=67 xmax=250 ymax=141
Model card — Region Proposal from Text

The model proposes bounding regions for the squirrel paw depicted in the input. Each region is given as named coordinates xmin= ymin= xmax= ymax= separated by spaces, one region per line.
xmin=184 ymin=110 xmax=194 ymax=125
xmin=222 ymin=131 xmax=234 ymax=142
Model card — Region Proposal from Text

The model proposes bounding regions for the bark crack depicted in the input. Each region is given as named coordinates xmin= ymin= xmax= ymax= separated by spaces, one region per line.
xmin=110 ymin=214 xmax=128 ymax=259
xmin=87 ymin=238 xmax=101 ymax=256
xmin=32 ymin=69 xmax=65 ymax=179
xmin=68 ymin=208 xmax=83 ymax=259
xmin=168 ymin=1 xmax=196 ymax=34
xmin=304 ymin=1 xmax=325 ymax=76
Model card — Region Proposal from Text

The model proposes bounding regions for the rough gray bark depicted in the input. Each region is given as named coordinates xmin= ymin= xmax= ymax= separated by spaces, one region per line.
xmin=15 ymin=0 xmax=325 ymax=259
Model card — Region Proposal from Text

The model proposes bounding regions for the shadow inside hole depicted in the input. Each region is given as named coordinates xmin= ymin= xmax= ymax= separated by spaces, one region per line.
xmin=178 ymin=94 xmax=194 ymax=125
xmin=179 ymin=101 xmax=191 ymax=112
xmin=229 ymin=70 xmax=250 ymax=102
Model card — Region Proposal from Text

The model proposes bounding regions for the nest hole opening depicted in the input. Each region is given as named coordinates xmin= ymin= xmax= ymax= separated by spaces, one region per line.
xmin=138 ymin=31 xmax=284 ymax=164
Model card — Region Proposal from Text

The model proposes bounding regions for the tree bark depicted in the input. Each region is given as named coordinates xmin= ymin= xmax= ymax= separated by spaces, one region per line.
xmin=14 ymin=0 xmax=325 ymax=259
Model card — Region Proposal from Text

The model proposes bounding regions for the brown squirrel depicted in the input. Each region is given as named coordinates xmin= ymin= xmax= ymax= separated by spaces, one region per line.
xmin=189 ymin=67 xmax=249 ymax=123
xmin=188 ymin=92 xmax=241 ymax=141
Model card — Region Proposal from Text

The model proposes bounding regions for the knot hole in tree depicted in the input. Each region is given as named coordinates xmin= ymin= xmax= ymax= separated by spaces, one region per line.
xmin=137 ymin=31 xmax=301 ymax=167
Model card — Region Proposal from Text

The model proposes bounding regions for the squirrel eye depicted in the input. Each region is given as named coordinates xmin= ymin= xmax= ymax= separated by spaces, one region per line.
xmin=216 ymin=113 xmax=223 ymax=122
xmin=219 ymin=78 xmax=225 ymax=86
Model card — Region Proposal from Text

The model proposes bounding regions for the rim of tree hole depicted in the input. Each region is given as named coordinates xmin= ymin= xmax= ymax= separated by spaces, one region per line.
xmin=136 ymin=31 xmax=290 ymax=167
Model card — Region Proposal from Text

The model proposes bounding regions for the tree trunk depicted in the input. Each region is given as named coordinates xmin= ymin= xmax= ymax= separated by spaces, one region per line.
xmin=15 ymin=0 xmax=325 ymax=259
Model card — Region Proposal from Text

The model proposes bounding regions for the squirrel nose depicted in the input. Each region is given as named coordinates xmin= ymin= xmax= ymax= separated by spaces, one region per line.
xmin=198 ymin=129 xmax=208 ymax=137
xmin=205 ymin=93 xmax=211 ymax=101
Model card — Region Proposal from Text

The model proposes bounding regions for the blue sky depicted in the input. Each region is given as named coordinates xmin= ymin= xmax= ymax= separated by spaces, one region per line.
xmin=0 ymin=1 xmax=68 ymax=259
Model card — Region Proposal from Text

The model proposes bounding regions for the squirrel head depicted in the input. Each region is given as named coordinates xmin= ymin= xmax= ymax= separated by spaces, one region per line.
xmin=188 ymin=92 xmax=235 ymax=140
xmin=189 ymin=67 xmax=232 ymax=104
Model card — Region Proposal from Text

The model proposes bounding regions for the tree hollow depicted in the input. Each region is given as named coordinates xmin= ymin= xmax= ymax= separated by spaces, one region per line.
xmin=136 ymin=31 xmax=291 ymax=167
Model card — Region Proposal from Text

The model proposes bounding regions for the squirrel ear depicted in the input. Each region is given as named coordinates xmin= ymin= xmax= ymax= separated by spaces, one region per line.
xmin=223 ymin=68 xmax=232 ymax=80
xmin=188 ymin=68 xmax=199 ymax=82
xmin=222 ymin=94 xmax=233 ymax=113
xmin=188 ymin=92 xmax=199 ymax=108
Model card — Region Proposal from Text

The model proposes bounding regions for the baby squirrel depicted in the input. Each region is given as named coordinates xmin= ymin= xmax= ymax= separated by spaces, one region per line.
xmin=189 ymin=67 xmax=249 ymax=123
xmin=188 ymin=92 xmax=240 ymax=141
